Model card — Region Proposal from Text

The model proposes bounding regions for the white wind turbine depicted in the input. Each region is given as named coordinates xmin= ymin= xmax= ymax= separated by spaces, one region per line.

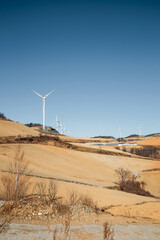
xmin=56 ymin=115 xmax=67 ymax=135
xmin=56 ymin=114 xmax=61 ymax=133
xmin=32 ymin=89 xmax=55 ymax=130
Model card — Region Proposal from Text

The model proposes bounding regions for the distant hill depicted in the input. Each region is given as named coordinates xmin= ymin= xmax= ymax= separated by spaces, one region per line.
xmin=125 ymin=133 xmax=160 ymax=139
xmin=125 ymin=134 xmax=140 ymax=138
xmin=145 ymin=133 xmax=160 ymax=137
xmin=92 ymin=136 xmax=115 ymax=139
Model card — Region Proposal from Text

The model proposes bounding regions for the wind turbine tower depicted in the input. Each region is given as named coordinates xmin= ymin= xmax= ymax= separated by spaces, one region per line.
xmin=32 ymin=89 xmax=55 ymax=130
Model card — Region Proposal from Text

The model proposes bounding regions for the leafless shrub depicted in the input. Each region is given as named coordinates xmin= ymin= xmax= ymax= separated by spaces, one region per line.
xmin=67 ymin=190 xmax=97 ymax=209
xmin=115 ymin=167 xmax=132 ymax=187
xmin=48 ymin=181 xmax=58 ymax=202
xmin=115 ymin=168 xmax=153 ymax=197
xmin=103 ymin=222 xmax=114 ymax=240
xmin=33 ymin=182 xmax=47 ymax=196
xmin=130 ymin=146 xmax=160 ymax=159
xmin=67 ymin=190 xmax=80 ymax=205
xmin=33 ymin=180 xmax=58 ymax=200
xmin=0 ymin=145 xmax=31 ymax=200
xmin=0 ymin=201 xmax=17 ymax=234
xmin=79 ymin=194 xmax=96 ymax=209
xmin=55 ymin=202 xmax=70 ymax=216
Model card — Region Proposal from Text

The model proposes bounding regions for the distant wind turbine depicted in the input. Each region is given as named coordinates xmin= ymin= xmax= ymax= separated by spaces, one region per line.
xmin=32 ymin=89 xmax=55 ymax=130
xmin=56 ymin=114 xmax=61 ymax=133
xmin=56 ymin=115 xmax=67 ymax=135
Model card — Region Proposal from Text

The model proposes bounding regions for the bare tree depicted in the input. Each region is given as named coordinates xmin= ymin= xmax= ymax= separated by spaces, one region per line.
xmin=0 ymin=145 xmax=31 ymax=200
xmin=115 ymin=167 xmax=132 ymax=185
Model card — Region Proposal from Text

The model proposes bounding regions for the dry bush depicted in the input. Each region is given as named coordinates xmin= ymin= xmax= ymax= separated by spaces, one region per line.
xmin=33 ymin=182 xmax=47 ymax=196
xmin=0 ymin=201 xmax=17 ymax=234
xmin=114 ymin=168 xmax=153 ymax=197
xmin=103 ymin=222 xmax=114 ymax=240
xmin=67 ymin=190 xmax=81 ymax=205
xmin=54 ymin=201 xmax=70 ymax=216
xmin=115 ymin=168 xmax=132 ymax=187
xmin=33 ymin=180 xmax=69 ymax=216
xmin=0 ymin=145 xmax=31 ymax=200
xmin=67 ymin=190 xmax=96 ymax=209
xmin=130 ymin=146 xmax=160 ymax=159
xmin=79 ymin=194 xmax=96 ymax=209
xmin=33 ymin=180 xmax=58 ymax=199
xmin=48 ymin=180 xmax=58 ymax=202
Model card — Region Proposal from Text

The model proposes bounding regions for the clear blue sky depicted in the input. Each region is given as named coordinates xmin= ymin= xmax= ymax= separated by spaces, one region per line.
xmin=0 ymin=0 xmax=160 ymax=138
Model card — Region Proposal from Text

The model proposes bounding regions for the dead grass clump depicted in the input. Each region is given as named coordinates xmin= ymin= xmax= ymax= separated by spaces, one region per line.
xmin=54 ymin=201 xmax=71 ymax=216
xmin=103 ymin=222 xmax=114 ymax=240
xmin=0 ymin=145 xmax=31 ymax=201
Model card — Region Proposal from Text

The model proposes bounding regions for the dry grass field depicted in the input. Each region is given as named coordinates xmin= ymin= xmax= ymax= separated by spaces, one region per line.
xmin=0 ymin=119 xmax=39 ymax=137
xmin=0 ymin=119 xmax=160 ymax=233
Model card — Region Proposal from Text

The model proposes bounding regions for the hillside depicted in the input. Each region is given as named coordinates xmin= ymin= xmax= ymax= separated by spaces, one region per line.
xmin=0 ymin=119 xmax=39 ymax=137
xmin=138 ymin=137 xmax=160 ymax=146
xmin=0 ymin=143 xmax=160 ymax=207
xmin=0 ymin=119 xmax=160 ymax=224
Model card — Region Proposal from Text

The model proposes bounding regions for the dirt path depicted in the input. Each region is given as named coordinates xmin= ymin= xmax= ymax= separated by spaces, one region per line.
xmin=1 ymin=222 xmax=160 ymax=240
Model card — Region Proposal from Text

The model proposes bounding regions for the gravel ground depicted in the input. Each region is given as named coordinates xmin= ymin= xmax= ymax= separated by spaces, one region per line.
xmin=0 ymin=223 xmax=160 ymax=240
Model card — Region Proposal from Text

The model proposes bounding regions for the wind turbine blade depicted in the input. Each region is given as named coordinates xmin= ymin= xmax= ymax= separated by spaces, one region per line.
xmin=45 ymin=89 xmax=55 ymax=98
xmin=32 ymin=89 xmax=43 ymax=98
